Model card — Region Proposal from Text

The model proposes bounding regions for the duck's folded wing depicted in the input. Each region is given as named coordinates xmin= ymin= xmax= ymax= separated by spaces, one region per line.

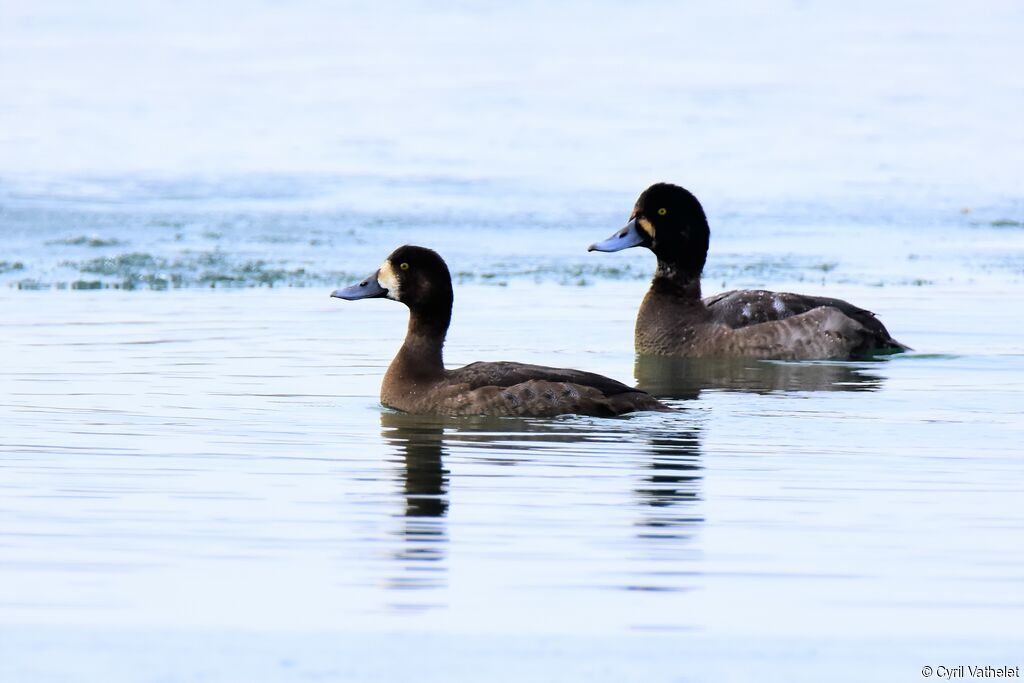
xmin=447 ymin=361 xmax=638 ymax=396
xmin=716 ymin=306 xmax=906 ymax=359
xmin=440 ymin=364 xmax=668 ymax=416
xmin=705 ymin=289 xmax=894 ymax=339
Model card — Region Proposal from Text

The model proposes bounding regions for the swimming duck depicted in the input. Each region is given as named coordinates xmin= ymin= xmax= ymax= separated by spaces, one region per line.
xmin=589 ymin=183 xmax=909 ymax=359
xmin=331 ymin=245 xmax=670 ymax=417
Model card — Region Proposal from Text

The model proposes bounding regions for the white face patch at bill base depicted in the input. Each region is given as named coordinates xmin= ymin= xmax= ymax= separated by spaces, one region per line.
xmin=637 ymin=217 xmax=655 ymax=239
xmin=377 ymin=261 xmax=401 ymax=300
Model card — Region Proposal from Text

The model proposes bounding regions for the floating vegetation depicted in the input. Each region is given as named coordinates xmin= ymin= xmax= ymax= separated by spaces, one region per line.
xmin=15 ymin=279 xmax=47 ymax=290
xmin=452 ymin=262 xmax=646 ymax=286
xmin=967 ymin=218 xmax=1024 ymax=229
xmin=12 ymin=247 xmax=874 ymax=291
xmin=707 ymin=255 xmax=827 ymax=283
xmin=46 ymin=235 xmax=125 ymax=247
xmin=70 ymin=280 xmax=104 ymax=290
xmin=47 ymin=250 xmax=333 ymax=290
xmin=7 ymin=196 xmax=1020 ymax=291
xmin=74 ymin=252 xmax=158 ymax=275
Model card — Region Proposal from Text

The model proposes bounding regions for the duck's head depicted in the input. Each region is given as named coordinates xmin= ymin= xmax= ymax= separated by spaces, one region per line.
xmin=331 ymin=245 xmax=453 ymax=315
xmin=588 ymin=183 xmax=710 ymax=276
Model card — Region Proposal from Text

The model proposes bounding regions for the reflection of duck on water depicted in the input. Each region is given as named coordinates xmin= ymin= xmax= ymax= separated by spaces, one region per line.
xmin=635 ymin=426 xmax=703 ymax=541
xmin=380 ymin=411 xmax=449 ymax=594
xmin=635 ymin=354 xmax=885 ymax=399
xmin=382 ymin=412 xmax=449 ymax=518
xmin=382 ymin=409 xmax=706 ymax=555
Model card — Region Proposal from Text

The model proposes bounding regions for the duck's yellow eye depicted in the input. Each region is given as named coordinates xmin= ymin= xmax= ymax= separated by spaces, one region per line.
xmin=657 ymin=208 xmax=668 ymax=216
xmin=399 ymin=262 xmax=410 ymax=270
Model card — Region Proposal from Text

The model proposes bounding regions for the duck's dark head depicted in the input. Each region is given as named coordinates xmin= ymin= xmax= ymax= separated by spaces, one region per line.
xmin=589 ymin=183 xmax=710 ymax=276
xmin=331 ymin=245 xmax=454 ymax=319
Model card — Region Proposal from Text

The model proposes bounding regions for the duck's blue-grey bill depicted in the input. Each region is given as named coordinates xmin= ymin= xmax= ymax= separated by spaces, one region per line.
xmin=331 ymin=271 xmax=387 ymax=300
xmin=588 ymin=218 xmax=645 ymax=252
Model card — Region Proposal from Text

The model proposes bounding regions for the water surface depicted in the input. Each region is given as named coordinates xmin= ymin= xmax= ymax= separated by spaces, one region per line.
xmin=2 ymin=1 xmax=1024 ymax=681
xmin=3 ymin=281 xmax=1024 ymax=681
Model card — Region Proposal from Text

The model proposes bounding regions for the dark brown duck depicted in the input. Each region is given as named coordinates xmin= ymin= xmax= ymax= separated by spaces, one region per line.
xmin=331 ymin=245 xmax=670 ymax=417
xmin=589 ymin=183 xmax=909 ymax=360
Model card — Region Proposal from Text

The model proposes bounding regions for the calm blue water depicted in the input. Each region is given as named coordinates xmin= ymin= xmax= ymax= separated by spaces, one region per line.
xmin=2 ymin=1 xmax=1024 ymax=681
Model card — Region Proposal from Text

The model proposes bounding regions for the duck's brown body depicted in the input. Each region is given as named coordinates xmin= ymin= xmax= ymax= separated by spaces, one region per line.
xmin=383 ymin=356 xmax=666 ymax=417
xmin=634 ymin=275 xmax=906 ymax=360
xmin=334 ymin=245 xmax=670 ymax=417
xmin=591 ymin=183 xmax=908 ymax=360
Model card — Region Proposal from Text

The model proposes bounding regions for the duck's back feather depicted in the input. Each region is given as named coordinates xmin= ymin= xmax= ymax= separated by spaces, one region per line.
xmin=710 ymin=306 xmax=882 ymax=359
xmin=430 ymin=361 xmax=669 ymax=417
xmin=703 ymin=289 xmax=907 ymax=352
xmin=448 ymin=361 xmax=636 ymax=395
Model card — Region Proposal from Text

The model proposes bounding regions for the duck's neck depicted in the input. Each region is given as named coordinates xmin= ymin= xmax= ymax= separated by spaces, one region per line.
xmin=650 ymin=259 xmax=703 ymax=303
xmin=390 ymin=309 xmax=449 ymax=382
